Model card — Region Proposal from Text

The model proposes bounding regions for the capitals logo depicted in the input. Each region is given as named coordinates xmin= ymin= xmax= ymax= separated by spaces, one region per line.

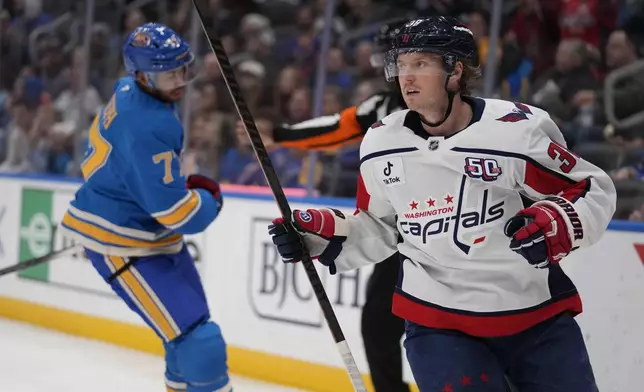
xmin=496 ymin=102 xmax=533 ymax=123
xmin=398 ymin=176 xmax=505 ymax=254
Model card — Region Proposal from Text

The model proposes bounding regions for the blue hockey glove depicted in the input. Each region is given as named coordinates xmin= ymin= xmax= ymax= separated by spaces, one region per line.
xmin=186 ymin=174 xmax=223 ymax=212
xmin=268 ymin=208 xmax=349 ymax=275
xmin=504 ymin=202 xmax=572 ymax=269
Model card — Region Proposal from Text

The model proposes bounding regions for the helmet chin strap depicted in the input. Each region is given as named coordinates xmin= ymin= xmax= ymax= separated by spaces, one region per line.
xmin=419 ymin=74 xmax=457 ymax=128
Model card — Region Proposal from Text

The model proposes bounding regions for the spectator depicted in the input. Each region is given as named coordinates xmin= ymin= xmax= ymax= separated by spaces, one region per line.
xmin=36 ymin=35 xmax=69 ymax=99
xmin=325 ymin=47 xmax=353 ymax=90
xmin=2 ymin=0 xmax=643 ymax=209
xmin=322 ymin=86 xmax=345 ymax=116
xmin=53 ymin=63 xmax=103 ymax=129
xmin=123 ymin=8 xmax=146 ymax=35
xmin=312 ymin=0 xmax=347 ymax=38
xmin=236 ymin=59 xmax=271 ymax=112
xmin=1 ymin=9 xmax=23 ymax=90
xmin=286 ymin=86 xmax=312 ymax=123
xmin=606 ymin=29 xmax=640 ymax=71
xmin=277 ymin=4 xmax=315 ymax=62
xmin=498 ymin=41 xmax=534 ymax=101
xmin=202 ymin=53 xmax=222 ymax=84
xmin=603 ymin=29 xmax=644 ymax=122
xmin=273 ymin=65 xmax=305 ymax=118
xmin=238 ymin=13 xmax=276 ymax=68
xmin=531 ymin=39 xmax=602 ymax=124
xmin=183 ymin=112 xmax=232 ymax=178
xmin=220 ymin=109 xmax=302 ymax=187
xmin=0 ymin=93 xmax=11 ymax=162
xmin=351 ymin=80 xmax=378 ymax=106
xmin=468 ymin=10 xmax=502 ymax=69
xmin=343 ymin=0 xmax=393 ymax=28
xmin=354 ymin=40 xmax=378 ymax=81
xmin=0 ymin=98 xmax=33 ymax=172
xmin=88 ymin=24 xmax=112 ymax=84
xmin=9 ymin=0 xmax=53 ymax=37
xmin=38 ymin=120 xmax=74 ymax=175
xmin=221 ymin=34 xmax=238 ymax=58
xmin=577 ymin=29 xmax=644 ymax=127
xmin=505 ymin=0 xmax=561 ymax=78
xmin=559 ymin=0 xmax=619 ymax=48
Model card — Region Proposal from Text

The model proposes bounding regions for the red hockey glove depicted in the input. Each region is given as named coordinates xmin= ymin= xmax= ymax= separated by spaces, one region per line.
xmin=186 ymin=174 xmax=223 ymax=212
xmin=268 ymin=208 xmax=349 ymax=274
xmin=504 ymin=202 xmax=572 ymax=269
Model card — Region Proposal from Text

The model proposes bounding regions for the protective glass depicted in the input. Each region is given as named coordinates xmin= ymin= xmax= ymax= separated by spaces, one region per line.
xmin=383 ymin=49 xmax=448 ymax=81
xmin=369 ymin=52 xmax=386 ymax=68
xmin=150 ymin=53 xmax=201 ymax=91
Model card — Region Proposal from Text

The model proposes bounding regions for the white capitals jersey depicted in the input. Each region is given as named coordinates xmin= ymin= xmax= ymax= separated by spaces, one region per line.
xmin=308 ymin=97 xmax=616 ymax=338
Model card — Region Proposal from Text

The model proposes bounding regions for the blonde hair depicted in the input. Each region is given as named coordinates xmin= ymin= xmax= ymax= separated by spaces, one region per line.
xmin=458 ymin=60 xmax=482 ymax=95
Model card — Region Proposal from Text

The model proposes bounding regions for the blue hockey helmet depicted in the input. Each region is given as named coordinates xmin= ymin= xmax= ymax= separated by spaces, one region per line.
xmin=123 ymin=23 xmax=197 ymax=91
xmin=384 ymin=16 xmax=479 ymax=81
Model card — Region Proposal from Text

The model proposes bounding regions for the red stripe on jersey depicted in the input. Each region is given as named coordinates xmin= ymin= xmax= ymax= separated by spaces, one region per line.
xmin=524 ymin=161 xmax=574 ymax=195
xmin=560 ymin=178 xmax=591 ymax=203
xmin=355 ymin=175 xmax=370 ymax=215
xmin=392 ymin=292 xmax=582 ymax=337
xmin=524 ymin=162 xmax=590 ymax=202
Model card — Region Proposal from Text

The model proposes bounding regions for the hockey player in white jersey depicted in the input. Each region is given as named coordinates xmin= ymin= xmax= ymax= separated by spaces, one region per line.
xmin=269 ymin=16 xmax=615 ymax=392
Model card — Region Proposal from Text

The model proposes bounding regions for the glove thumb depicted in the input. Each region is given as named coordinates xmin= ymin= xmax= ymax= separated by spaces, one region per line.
xmin=504 ymin=215 xmax=533 ymax=238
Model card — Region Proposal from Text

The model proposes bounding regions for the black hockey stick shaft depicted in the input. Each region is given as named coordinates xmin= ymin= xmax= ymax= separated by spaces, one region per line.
xmin=0 ymin=245 xmax=79 ymax=277
xmin=190 ymin=2 xmax=366 ymax=390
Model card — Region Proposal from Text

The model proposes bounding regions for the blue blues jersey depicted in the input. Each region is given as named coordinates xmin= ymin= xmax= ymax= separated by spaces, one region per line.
xmin=61 ymin=77 xmax=220 ymax=256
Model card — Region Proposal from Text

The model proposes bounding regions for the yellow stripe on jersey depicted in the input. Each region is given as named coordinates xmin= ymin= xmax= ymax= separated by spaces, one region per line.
xmin=153 ymin=190 xmax=201 ymax=228
xmin=81 ymin=115 xmax=113 ymax=180
xmin=106 ymin=256 xmax=180 ymax=341
xmin=62 ymin=212 xmax=183 ymax=249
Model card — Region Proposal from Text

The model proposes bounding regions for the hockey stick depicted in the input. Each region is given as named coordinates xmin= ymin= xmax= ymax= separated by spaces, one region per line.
xmin=0 ymin=245 xmax=80 ymax=277
xmin=190 ymin=2 xmax=367 ymax=391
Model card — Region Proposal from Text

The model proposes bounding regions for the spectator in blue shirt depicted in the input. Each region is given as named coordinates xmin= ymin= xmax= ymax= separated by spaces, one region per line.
xmin=220 ymin=109 xmax=302 ymax=188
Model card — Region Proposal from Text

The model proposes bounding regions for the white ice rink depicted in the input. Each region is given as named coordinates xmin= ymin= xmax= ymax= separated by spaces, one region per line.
xmin=0 ymin=318 xmax=306 ymax=392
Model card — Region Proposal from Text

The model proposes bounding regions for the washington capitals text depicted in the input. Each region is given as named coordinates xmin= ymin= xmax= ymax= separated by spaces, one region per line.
xmin=398 ymin=177 xmax=504 ymax=254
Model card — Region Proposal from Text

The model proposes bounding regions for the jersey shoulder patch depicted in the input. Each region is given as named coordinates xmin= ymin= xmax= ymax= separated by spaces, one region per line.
xmin=495 ymin=102 xmax=533 ymax=123
xmin=370 ymin=119 xmax=386 ymax=129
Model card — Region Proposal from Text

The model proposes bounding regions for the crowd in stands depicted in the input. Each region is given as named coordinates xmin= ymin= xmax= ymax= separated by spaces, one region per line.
xmin=1 ymin=0 xmax=644 ymax=219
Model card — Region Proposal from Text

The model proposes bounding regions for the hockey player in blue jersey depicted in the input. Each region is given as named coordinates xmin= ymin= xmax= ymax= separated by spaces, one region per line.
xmin=59 ymin=23 xmax=232 ymax=392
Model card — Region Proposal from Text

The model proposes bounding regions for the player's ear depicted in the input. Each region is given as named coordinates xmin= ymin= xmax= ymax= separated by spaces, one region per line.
xmin=447 ymin=61 xmax=464 ymax=91
xmin=135 ymin=71 xmax=148 ymax=85
xmin=452 ymin=61 xmax=464 ymax=79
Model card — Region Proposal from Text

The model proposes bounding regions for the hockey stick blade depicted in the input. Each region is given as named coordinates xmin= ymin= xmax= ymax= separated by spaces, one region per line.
xmin=0 ymin=245 xmax=80 ymax=277
xmin=190 ymin=2 xmax=366 ymax=390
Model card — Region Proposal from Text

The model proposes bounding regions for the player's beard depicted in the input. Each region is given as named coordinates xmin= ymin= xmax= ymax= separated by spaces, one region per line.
xmin=160 ymin=87 xmax=185 ymax=102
